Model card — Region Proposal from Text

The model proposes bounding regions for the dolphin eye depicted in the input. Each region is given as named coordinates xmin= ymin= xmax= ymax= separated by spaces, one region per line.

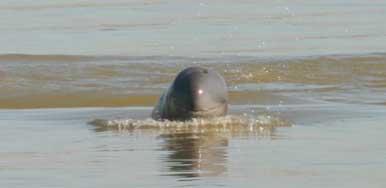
xmin=198 ymin=89 xmax=204 ymax=95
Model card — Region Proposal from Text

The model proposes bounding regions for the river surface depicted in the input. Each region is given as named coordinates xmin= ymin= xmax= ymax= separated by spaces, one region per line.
xmin=1 ymin=0 xmax=386 ymax=187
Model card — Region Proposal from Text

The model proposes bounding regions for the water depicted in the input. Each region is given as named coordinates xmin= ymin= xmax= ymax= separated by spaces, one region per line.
xmin=1 ymin=0 xmax=385 ymax=56
xmin=1 ymin=0 xmax=386 ymax=187
xmin=1 ymin=54 xmax=385 ymax=108
xmin=1 ymin=105 xmax=386 ymax=187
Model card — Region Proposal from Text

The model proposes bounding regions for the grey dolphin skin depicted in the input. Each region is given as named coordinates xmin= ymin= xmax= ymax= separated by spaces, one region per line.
xmin=152 ymin=67 xmax=228 ymax=121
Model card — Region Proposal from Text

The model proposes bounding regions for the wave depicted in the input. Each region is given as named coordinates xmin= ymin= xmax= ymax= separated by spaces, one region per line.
xmin=1 ymin=52 xmax=385 ymax=62
xmin=88 ymin=114 xmax=291 ymax=134
xmin=1 ymin=52 xmax=385 ymax=108
xmin=0 ymin=53 xmax=209 ymax=62
xmin=0 ymin=54 xmax=96 ymax=62
xmin=0 ymin=2 xmax=158 ymax=11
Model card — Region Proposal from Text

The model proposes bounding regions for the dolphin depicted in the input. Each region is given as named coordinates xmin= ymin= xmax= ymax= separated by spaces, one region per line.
xmin=152 ymin=67 xmax=228 ymax=121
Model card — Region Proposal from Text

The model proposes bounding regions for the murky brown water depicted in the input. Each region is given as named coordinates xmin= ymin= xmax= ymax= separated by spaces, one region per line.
xmin=1 ymin=54 xmax=386 ymax=187
xmin=1 ymin=0 xmax=386 ymax=187
xmin=1 ymin=53 xmax=385 ymax=108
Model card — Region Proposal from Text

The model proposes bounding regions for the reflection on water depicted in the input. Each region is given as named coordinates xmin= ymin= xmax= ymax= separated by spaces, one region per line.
xmin=159 ymin=132 xmax=228 ymax=179
xmin=89 ymin=114 xmax=285 ymax=180
xmin=2 ymin=106 xmax=386 ymax=187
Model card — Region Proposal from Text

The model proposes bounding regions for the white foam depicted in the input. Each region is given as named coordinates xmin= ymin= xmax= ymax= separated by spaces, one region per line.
xmin=89 ymin=115 xmax=290 ymax=133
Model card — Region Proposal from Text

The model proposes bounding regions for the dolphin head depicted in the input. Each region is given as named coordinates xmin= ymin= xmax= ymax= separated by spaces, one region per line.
xmin=167 ymin=67 xmax=228 ymax=120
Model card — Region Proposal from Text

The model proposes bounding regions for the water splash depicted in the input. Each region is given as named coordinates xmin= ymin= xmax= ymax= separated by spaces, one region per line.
xmin=89 ymin=115 xmax=290 ymax=134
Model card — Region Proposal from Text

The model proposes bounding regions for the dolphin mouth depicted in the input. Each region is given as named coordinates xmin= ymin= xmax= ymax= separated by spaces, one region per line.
xmin=189 ymin=103 xmax=226 ymax=117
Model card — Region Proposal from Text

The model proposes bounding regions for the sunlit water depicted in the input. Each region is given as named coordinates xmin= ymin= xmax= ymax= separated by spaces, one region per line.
xmin=1 ymin=0 xmax=386 ymax=187
xmin=1 ymin=0 xmax=385 ymax=56
xmin=1 ymin=105 xmax=386 ymax=188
